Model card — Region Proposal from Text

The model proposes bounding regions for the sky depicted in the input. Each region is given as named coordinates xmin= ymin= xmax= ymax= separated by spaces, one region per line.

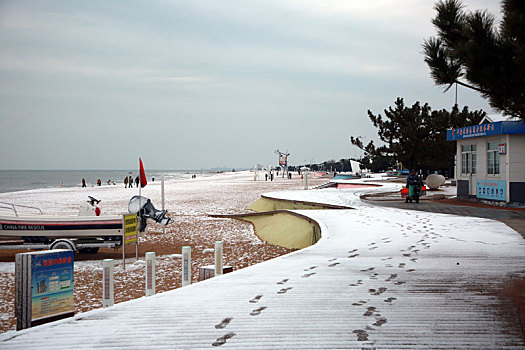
xmin=0 ymin=0 xmax=502 ymax=170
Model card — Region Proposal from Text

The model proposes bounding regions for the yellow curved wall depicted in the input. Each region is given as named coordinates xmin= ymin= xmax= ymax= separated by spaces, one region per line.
xmin=247 ymin=197 xmax=333 ymax=212
xmin=233 ymin=212 xmax=321 ymax=250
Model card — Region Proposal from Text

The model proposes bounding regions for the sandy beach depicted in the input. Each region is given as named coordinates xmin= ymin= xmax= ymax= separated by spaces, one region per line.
xmin=0 ymin=170 xmax=327 ymax=333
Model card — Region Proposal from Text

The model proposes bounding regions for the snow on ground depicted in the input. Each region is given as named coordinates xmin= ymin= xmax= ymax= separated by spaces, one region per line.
xmin=1 ymin=175 xmax=524 ymax=348
xmin=0 ymin=171 xmax=325 ymax=333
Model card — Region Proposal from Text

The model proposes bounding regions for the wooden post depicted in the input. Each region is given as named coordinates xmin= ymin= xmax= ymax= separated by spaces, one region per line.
xmin=182 ymin=246 xmax=191 ymax=286
xmin=215 ymin=241 xmax=223 ymax=276
xmin=103 ymin=259 xmax=114 ymax=308
xmin=145 ymin=252 xmax=155 ymax=296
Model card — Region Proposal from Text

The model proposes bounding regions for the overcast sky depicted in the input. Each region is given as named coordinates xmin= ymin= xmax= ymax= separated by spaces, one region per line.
xmin=0 ymin=0 xmax=502 ymax=170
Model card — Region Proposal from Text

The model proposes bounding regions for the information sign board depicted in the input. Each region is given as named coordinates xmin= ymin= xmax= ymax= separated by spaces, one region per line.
xmin=123 ymin=213 xmax=138 ymax=245
xmin=31 ymin=250 xmax=74 ymax=322
xmin=476 ymin=180 xmax=506 ymax=201
xmin=16 ymin=249 xmax=74 ymax=330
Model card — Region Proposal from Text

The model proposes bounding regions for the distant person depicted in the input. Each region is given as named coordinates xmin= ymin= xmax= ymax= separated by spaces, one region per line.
xmin=265 ymin=173 xmax=268 ymax=181
xmin=288 ymin=173 xmax=292 ymax=180
xmin=270 ymin=173 xmax=274 ymax=181
xmin=97 ymin=179 xmax=101 ymax=186
xmin=135 ymin=176 xmax=139 ymax=187
xmin=152 ymin=177 xmax=155 ymax=182
xmin=124 ymin=176 xmax=128 ymax=188
xmin=82 ymin=178 xmax=86 ymax=188
xmin=129 ymin=176 xmax=133 ymax=188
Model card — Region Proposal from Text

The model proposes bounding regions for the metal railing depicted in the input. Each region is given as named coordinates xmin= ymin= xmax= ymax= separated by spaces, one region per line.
xmin=0 ymin=202 xmax=43 ymax=217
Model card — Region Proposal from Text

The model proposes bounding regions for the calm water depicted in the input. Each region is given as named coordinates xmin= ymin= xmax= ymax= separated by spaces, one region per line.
xmin=0 ymin=170 xmax=193 ymax=194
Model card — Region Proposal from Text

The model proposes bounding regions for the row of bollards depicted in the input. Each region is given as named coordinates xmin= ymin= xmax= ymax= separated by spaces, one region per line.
xmin=102 ymin=242 xmax=224 ymax=308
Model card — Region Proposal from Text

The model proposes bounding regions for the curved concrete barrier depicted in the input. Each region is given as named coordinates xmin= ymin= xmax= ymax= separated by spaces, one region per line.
xmin=248 ymin=195 xmax=352 ymax=212
xmin=212 ymin=210 xmax=322 ymax=249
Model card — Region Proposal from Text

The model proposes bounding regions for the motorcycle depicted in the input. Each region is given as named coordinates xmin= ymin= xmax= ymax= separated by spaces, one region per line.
xmin=405 ymin=177 xmax=424 ymax=203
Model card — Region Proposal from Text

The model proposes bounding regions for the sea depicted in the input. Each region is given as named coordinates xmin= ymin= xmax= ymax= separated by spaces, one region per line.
xmin=0 ymin=170 xmax=196 ymax=194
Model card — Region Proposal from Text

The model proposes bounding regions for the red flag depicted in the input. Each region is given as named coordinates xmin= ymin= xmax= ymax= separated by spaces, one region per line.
xmin=139 ymin=158 xmax=147 ymax=188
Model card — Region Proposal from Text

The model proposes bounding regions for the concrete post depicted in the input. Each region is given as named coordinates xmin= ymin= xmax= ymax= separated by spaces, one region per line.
xmin=145 ymin=252 xmax=155 ymax=296
xmin=103 ymin=259 xmax=114 ymax=308
xmin=182 ymin=246 xmax=191 ymax=286
xmin=304 ymin=172 xmax=308 ymax=190
xmin=215 ymin=241 xmax=223 ymax=276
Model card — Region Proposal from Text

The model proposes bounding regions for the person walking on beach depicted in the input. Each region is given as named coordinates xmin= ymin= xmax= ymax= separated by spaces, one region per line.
xmin=97 ymin=179 xmax=101 ymax=186
xmin=124 ymin=176 xmax=128 ymax=188
xmin=129 ymin=176 xmax=133 ymax=188
xmin=82 ymin=178 xmax=86 ymax=188
xmin=135 ymin=176 xmax=139 ymax=188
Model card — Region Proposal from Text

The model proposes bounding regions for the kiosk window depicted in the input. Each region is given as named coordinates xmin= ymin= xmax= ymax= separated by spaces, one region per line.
xmin=487 ymin=142 xmax=500 ymax=175
xmin=461 ymin=144 xmax=476 ymax=175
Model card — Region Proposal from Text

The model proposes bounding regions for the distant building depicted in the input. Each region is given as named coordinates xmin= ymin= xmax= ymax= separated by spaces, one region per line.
xmin=447 ymin=115 xmax=525 ymax=206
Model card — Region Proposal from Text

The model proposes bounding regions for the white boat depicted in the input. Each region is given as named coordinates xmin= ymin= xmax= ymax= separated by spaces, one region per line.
xmin=0 ymin=214 xmax=124 ymax=240
xmin=0 ymin=196 xmax=171 ymax=242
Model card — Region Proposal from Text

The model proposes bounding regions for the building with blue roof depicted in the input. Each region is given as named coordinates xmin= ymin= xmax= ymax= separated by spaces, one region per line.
xmin=447 ymin=116 xmax=525 ymax=205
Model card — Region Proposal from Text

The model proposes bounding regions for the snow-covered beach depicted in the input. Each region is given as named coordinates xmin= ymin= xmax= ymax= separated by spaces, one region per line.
xmin=0 ymin=170 xmax=326 ymax=333
xmin=0 ymin=171 xmax=524 ymax=348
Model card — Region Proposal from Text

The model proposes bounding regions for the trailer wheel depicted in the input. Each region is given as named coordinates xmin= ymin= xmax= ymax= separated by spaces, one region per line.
xmin=50 ymin=239 xmax=75 ymax=251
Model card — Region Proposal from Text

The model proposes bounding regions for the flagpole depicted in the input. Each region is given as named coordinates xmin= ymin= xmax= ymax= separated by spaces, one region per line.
xmin=137 ymin=158 xmax=141 ymax=261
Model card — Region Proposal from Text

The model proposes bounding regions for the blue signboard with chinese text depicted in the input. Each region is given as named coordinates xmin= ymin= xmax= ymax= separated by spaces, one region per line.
xmin=447 ymin=121 xmax=525 ymax=141
xmin=447 ymin=122 xmax=502 ymax=141
xmin=31 ymin=250 xmax=74 ymax=322
xmin=476 ymin=180 xmax=506 ymax=201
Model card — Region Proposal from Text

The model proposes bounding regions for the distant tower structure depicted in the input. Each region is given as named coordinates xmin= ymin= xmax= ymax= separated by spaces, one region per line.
xmin=275 ymin=149 xmax=290 ymax=178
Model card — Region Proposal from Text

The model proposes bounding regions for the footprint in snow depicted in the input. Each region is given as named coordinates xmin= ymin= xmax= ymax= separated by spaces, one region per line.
xmin=348 ymin=254 xmax=359 ymax=259
xmin=368 ymin=287 xmax=387 ymax=296
xmin=302 ymin=272 xmax=316 ymax=278
xmin=384 ymin=297 xmax=397 ymax=303
xmin=363 ymin=307 xmax=376 ymax=317
xmin=385 ymin=274 xmax=397 ymax=282
xmin=373 ymin=317 xmax=388 ymax=327
xmin=250 ymin=306 xmax=267 ymax=316
xmin=277 ymin=287 xmax=293 ymax=294
xmin=328 ymin=262 xmax=340 ymax=267
xmin=352 ymin=329 xmax=369 ymax=341
xmin=398 ymin=263 xmax=406 ymax=268
xmin=277 ymin=279 xmax=289 ymax=285
xmin=215 ymin=318 xmax=232 ymax=329
xmin=212 ymin=332 xmax=236 ymax=347
xmin=360 ymin=267 xmax=375 ymax=272
xmin=249 ymin=295 xmax=263 ymax=304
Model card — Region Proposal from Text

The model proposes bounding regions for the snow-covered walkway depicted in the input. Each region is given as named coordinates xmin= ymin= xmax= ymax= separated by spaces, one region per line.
xmin=2 ymin=186 xmax=525 ymax=349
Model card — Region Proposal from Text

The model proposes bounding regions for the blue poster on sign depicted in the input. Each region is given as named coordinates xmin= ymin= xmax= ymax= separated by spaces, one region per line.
xmin=31 ymin=250 xmax=74 ymax=321
xmin=476 ymin=180 xmax=506 ymax=201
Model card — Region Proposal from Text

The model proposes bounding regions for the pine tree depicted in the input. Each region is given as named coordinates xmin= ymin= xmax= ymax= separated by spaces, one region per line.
xmin=423 ymin=0 xmax=524 ymax=119
xmin=351 ymin=98 xmax=485 ymax=173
